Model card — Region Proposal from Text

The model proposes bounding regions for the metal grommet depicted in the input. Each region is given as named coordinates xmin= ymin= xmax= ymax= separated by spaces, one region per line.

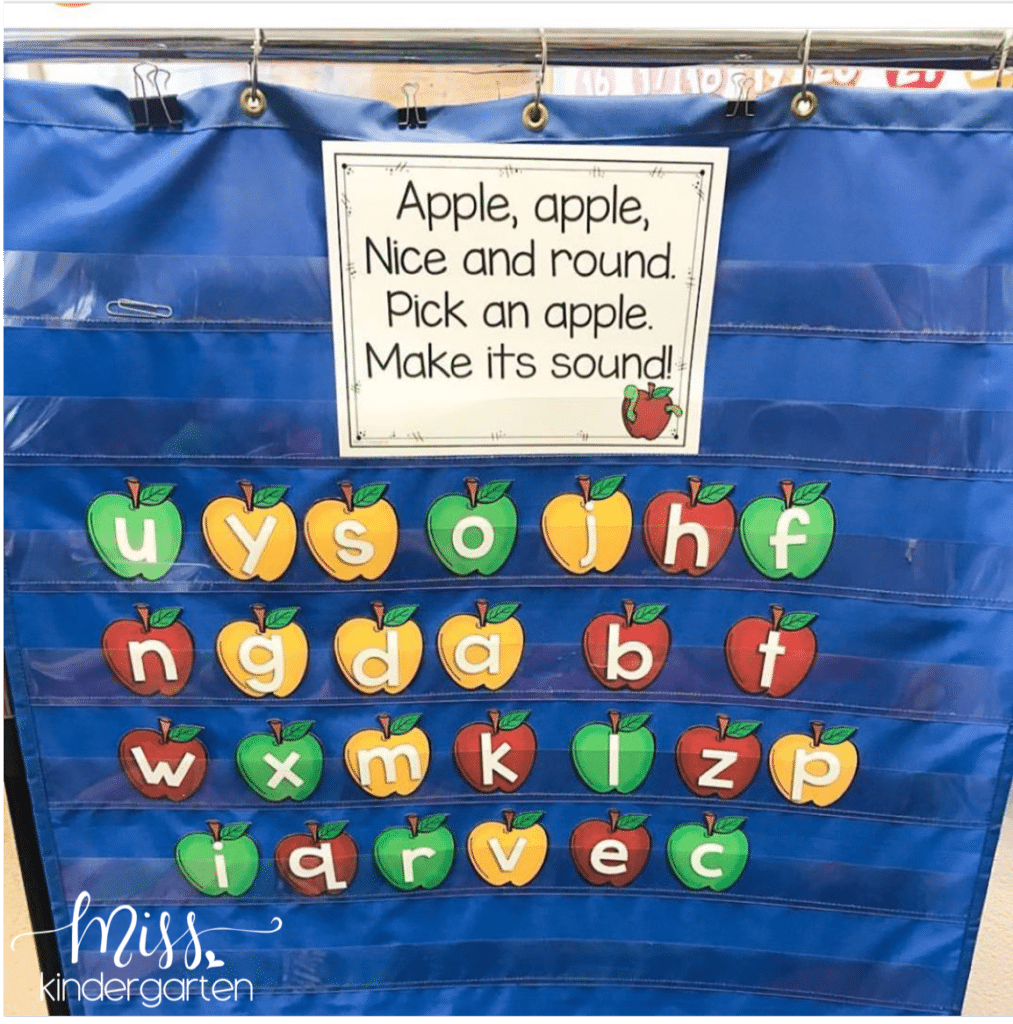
xmin=240 ymin=86 xmax=267 ymax=118
xmin=522 ymin=99 xmax=548 ymax=132
xmin=790 ymin=89 xmax=818 ymax=120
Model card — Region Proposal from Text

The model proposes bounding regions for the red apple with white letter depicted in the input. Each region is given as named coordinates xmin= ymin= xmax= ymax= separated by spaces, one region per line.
xmin=570 ymin=809 xmax=651 ymax=887
xmin=676 ymin=715 xmax=762 ymax=799
xmin=275 ymin=820 xmax=358 ymax=896
xmin=725 ymin=605 xmax=818 ymax=698
xmin=118 ymin=717 xmax=208 ymax=801
xmin=582 ymin=600 xmax=669 ymax=691
xmin=102 ymin=605 xmax=195 ymax=696
xmin=643 ymin=477 xmax=736 ymax=576
xmin=453 ymin=709 xmax=537 ymax=793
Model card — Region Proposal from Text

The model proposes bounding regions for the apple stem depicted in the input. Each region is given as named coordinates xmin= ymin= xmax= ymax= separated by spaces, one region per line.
xmin=371 ymin=602 xmax=385 ymax=631
xmin=811 ymin=721 xmax=825 ymax=747
xmin=238 ymin=480 xmax=255 ymax=512
xmin=135 ymin=604 xmax=151 ymax=632
xmin=716 ymin=714 xmax=730 ymax=741
xmin=268 ymin=719 xmax=284 ymax=745
xmin=577 ymin=475 xmax=592 ymax=505
xmin=622 ymin=600 xmax=635 ymax=628
xmin=464 ymin=477 xmax=480 ymax=509
xmin=770 ymin=605 xmax=785 ymax=630
xmin=646 ymin=382 xmax=656 ymax=397
xmin=687 ymin=476 xmax=702 ymax=507
xmin=607 ymin=809 xmax=621 ymax=833
xmin=608 ymin=710 xmax=622 ymax=734
xmin=703 ymin=812 xmax=717 ymax=837
xmin=488 ymin=709 xmax=501 ymax=734
xmin=503 ymin=810 xmax=515 ymax=832
xmin=207 ymin=821 xmax=222 ymax=843
xmin=406 ymin=814 xmax=420 ymax=838
xmin=339 ymin=481 xmax=355 ymax=513
xmin=125 ymin=477 xmax=141 ymax=509
xmin=306 ymin=821 xmax=320 ymax=844
xmin=780 ymin=480 xmax=794 ymax=509
xmin=158 ymin=717 xmax=172 ymax=743
xmin=475 ymin=599 xmax=489 ymax=629
xmin=377 ymin=714 xmax=392 ymax=740
xmin=251 ymin=604 xmax=268 ymax=633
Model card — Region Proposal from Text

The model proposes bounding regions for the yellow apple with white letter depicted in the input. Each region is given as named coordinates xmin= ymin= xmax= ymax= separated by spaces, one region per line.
xmin=541 ymin=474 xmax=633 ymax=575
xmin=769 ymin=722 xmax=859 ymax=807
xmin=343 ymin=713 xmax=430 ymax=798
xmin=437 ymin=600 xmax=524 ymax=691
xmin=467 ymin=810 xmax=548 ymax=886
xmin=216 ymin=605 xmax=308 ymax=698
xmin=303 ymin=481 xmax=398 ymax=581
xmin=334 ymin=602 xmax=423 ymax=695
xmin=202 ymin=480 xmax=297 ymax=581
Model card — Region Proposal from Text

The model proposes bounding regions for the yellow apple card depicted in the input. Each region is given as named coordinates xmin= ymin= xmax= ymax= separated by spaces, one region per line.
xmin=322 ymin=140 xmax=728 ymax=457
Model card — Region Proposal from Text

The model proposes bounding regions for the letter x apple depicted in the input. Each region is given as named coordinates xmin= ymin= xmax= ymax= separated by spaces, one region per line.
xmin=453 ymin=710 xmax=536 ymax=793
xmin=583 ymin=600 xmax=670 ymax=690
xmin=725 ymin=605 xmax=818 ymax=698
xmin=676 ymin=715 xmax=762 ymax=799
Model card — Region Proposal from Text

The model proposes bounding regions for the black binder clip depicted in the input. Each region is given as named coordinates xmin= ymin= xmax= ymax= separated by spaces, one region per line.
xmin=130 ymin=63 xmax=184 ymax=130
xmin=725 ymin=72 xmax=756 ymax=118
xmin=397 ymin=82 xmax=427 ymax=129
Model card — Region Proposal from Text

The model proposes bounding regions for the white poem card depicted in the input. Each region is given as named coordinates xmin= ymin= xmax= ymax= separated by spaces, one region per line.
xmin=322 ymin=141 xmax=727 ymax=457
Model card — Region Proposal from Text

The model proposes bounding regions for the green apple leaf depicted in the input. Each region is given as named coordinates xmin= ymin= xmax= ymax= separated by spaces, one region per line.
xmin=391 ymin=713 xmax=422 ymax=735
xmin=512 ymin=811 xmax=544 ymax=829
xmin=715 ymin=816 xmax=747 ymax=834
xmin=220 ymin=822 xmax=252 ymax=840
xmin=281 ymin=720 xmax=315 ymax=741
xmin=485 ymin=602 xmax=520 ymax=624
xmin=354 ymin=482 xmax=388 ymax=508
xmin=253 ymin=485 xmax=289 ymax=508
xmin=418 ymin=813 xmax=448 ymax=833
xmin=499 ymin=710 xmax=531 ymax=731
xmin=617 ymin=813 xmax=649 ymax=831
xmin=383 ymin=605 xmax=418 ymax=628
xmin=139 ymin=484 xmax=175 ymax=506
xmin=726 ymin=721 xmax=761 ymax=739
xmin=265 ymin=607 xmax=300 ymax=630
xmin=619 ymin=712 xmax=652 ymax=732
xmin=652 ymin=386 xmax=673 ymax=398
xmin=319 ymin=821 xmax=348 ymax=840
xmin=666 ymin=404 xmax=684 ymax=417
xmin=149 ymin=607 xmax=183 ymax=628
xmin=478 ymin=480 xmax=512 ymax=503
xmin=631 ymin=603 xmax=667 ymax=625
xmin=589 ymin=474 xmax=625 ymax=500
xmin=698 ymin=483 xmax=735 ymax=505
xmin=792 ymin=481 xmax=830 ymax=506
xmin=821 ymin=726 xmax=858 ymax=745
xmin=781 ymin=611 xmax=818 ymax=631
xmin=168 ymin=725 xmax=203 ymax=743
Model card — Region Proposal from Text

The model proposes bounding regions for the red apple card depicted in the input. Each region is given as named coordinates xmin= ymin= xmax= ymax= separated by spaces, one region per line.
xmin=322 ymin=141 xmax=727 ymax=457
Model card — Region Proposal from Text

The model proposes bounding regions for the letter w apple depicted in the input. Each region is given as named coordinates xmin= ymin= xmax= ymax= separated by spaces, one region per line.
xmin=129 ymin=747 xmax=196 ymax=787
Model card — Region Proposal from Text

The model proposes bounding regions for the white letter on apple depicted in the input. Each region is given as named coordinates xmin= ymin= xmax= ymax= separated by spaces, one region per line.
xmin=263 ymin=752 xmax=304 ymax=790
xmin=791 ymin=748 xmax=841 ymax=802
xmin=489 ymin=836 xmax=527 ymax=872
xmin=224 ymin=513 xmax=277 ymax=575
xmin=579 ymin=507 xmax=598 ymax=568
xmin=662 ymin=503 xmax=709 ymax=569
xmin=605 ymin=623 xmax=653 ymax=682
xmin=127 ymin=639 xmax=178 ymax=683
xmin=451 ymin=515 xmax=495 ymax=560
xmin=770 ymin=507 xmax=810 ymax=570
xmin=114 ymin=517 xmax=158 ymax=564
xmin=757 ymin=630 xmax=786 ymax=689
xmin=351 ymin=631 xmax=400 ymax=690
xmin=334 ymin=519 xmax=374 ymax=566
xmin=697 ymin=749 xmax=738 ymax=790
xmin=608 ymin=732 xmax=620 ymax=788
xmin=238 ymin=634 xmax=285 ymax=692
xmin=130 ymin=748 xmax=196 ymax=787
xmin=454 ymin=633 xmax=500 ymax=676
xmin=690 ymin=842 xmax=725 ymax=878
xmin=589 ymin=839 xmax=628 ymax=875
xmin=212 ymin=841 xmax=229 ymax=889
xmin=357 ymin=743 xmax=423 ymax=786
xmin=289 ymin=844 xmax=346 ymax=890
xmin=480 ymin=732 xmax=518 ymax=786
xmin=401 ymin=846 xmax=436 ymax=884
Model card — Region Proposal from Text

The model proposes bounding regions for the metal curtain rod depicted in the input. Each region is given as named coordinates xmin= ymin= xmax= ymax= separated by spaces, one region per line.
xmin=3 ymin=28 xmax=1011 ymax=70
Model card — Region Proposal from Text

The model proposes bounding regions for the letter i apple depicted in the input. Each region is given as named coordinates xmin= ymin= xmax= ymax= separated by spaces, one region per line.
xmin=725 ymin=605 xmax=818 ymax=698
xmin=582 ymin=600 xmax=670 ymax=691
xmin=176 ymin=821 xmax=260 ymax=896
xmin=303 ymin=480 xmax=398 ymax=580
xmin=541 ymin=474 xmax=633 ymax=574
xmin=217 ymin=605 xmax=309 ymax=698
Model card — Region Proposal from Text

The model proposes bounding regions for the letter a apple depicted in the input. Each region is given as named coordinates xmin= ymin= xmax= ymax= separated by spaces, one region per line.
xmin=582 ymin=600 xmax=670 ymax=691
xmin=621 ymin=382 xmax=683 ymax=440
xmin=176 ymin=820 xmax=260 ymax=896
xmin=769 ymin=722 xmax=858 ymax=806
xmin=570 ymin=810 xmax=651 ymax=887
xmin=739 ymin=480 xmax=836 ymax=580
xmin=235 ymin=719 xmax=324 ymax=802
xmin=118 ymin=718 xmax=207 ymax=801
xmin=344 ymin=713 xmax=431 ymax=798
xmin=725 ymin=605 xmax=818 ymax=698
xmin=373 ymin=813 xmax=455 ymax=892
xmin=541 ymin=474 xmax=633 ymax=575
xmin=571 ymin=711 xmax=656 ymax=794
xmin=426 ymin=478 xmax=518 ymax=576
xmin=86 ymin=478 xmax=183 ymax=580
xmin=202 ymin=480 xmax=298 ymax=581
xmin=275 ymin=820 xmax=358 ymax=896
xmin=334 ymin=602 xmax=423 ymax=695
xmin=667 ymin=812 xmax=749 ymax=892
xmin=102 ymin=604 xmax=195 ymax=697
xmin=468 ymin=810 xmax=548 ymax=887
xmin=454 ymin=709 xmax=536 ymax=793
xmin=675 ymin=715 xmax=762 ymax=799
xmin=437 ymin=599 xmax=524 ymax=691
xmin=642 ymin=477 xmax=736 ymax=576
xmin=217 ymin=605 xmax=309 ymax=698
xmin=303 ymin=480 xmax=398 ymax=581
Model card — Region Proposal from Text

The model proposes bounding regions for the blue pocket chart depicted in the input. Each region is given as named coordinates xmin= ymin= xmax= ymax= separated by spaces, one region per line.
xmin=4 ymin=75 xmax=1013 ymax=1015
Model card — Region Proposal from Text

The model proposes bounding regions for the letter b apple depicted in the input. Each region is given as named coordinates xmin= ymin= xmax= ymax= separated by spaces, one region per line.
xmin=583 ymin=600 xmax=670 ymax=690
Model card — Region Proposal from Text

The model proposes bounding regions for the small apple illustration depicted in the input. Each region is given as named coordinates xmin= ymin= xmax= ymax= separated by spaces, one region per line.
xmin=303 ymin=480 xmax=398 ymax=581
xmin=667 ymin=812 xmax=749 ymax=892
xmin=275 ymin=820 xmax=358 ymax=896
xmin=570 ymin=809 xmax=651 ymax=888
xmin=541 ymin=474 xmax=633 ymax=575
xmin=769 ymin=721 xmax=859 ymax=807
xmin=216 ymin=604 xmax=309 ymax=699
xmin=739 ymin=480 xmax=836 ymax=580
xmin=344 ymin=713 xmax=430 ymax=798
xmin=621 ymin=382 xmax=683 ymax=440
xmin=118 ymin=717 xmax=207 ymax=801
xmin=454 ymin=709 xmax=536 ymax=794
xmin=583 ymin=600 xmax=670 ymax=691
xmin=334 ymin=602 xmax=423 ymax=695
xmin=571 ymin=710 xmax=656 ymax=794
xmin=676 ymin=714 xmax=762 ymax=799
xmin=725 ymin=605 xmax=818 ymax=698
xmin=426 ymin=478 xmax=518 ymax=576
xmin=86 ymin=478 xmax=183 ymax=580
xmin=437 ymin=599 xmax=524 ymax=691
xmin=373 ymin=813 xmax=455 ymax=892
xmin=467 ymin=810 xmax=548 ymax=887
xmin=235 ymin=719 xmax=324 ymax=802
xmin=101 ymin=604 xmax=195 ymax=697
xmin=202 ymin=480 xmax=298 ymax=581
xmin=643 ymin=476 xmax=736 ymax=576
xmin=175 ymin=820 xmax=259 ymax=897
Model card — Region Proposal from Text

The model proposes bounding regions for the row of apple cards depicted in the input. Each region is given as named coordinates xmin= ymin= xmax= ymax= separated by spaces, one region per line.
xmin=87 ymin=474 xmax=836 ymax=582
